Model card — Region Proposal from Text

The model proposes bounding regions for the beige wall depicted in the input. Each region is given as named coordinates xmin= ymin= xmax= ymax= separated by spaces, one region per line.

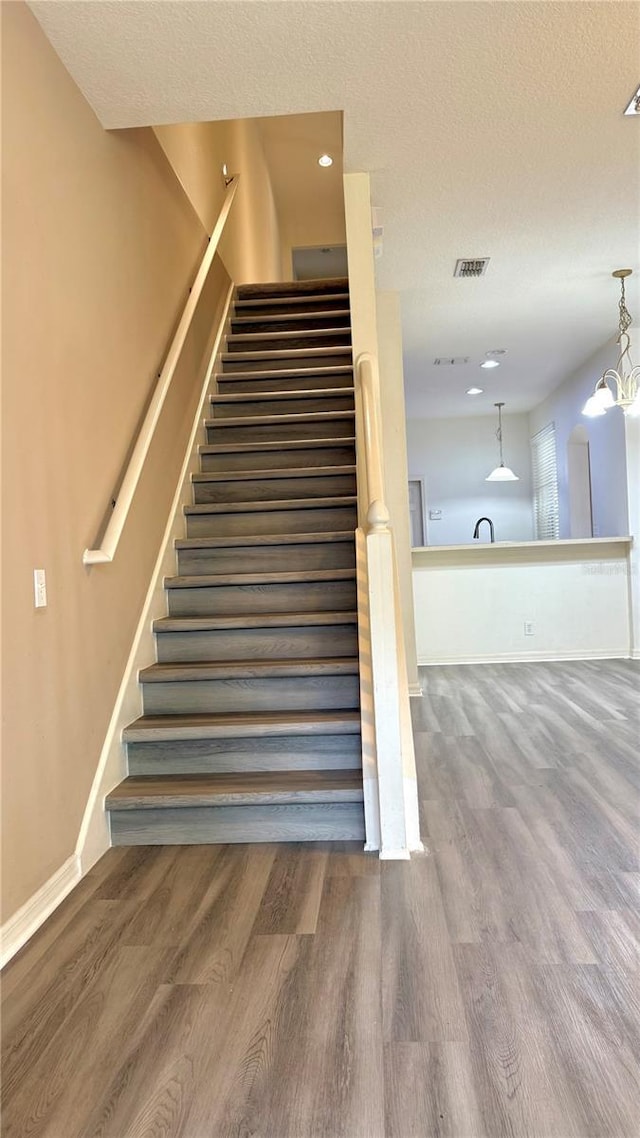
xmin=257 ymin=112 xmax=346 ymax=279
xmin=1 ymin=2 xmax=231 ymax=921
xmin=154 ymin=119 xmax=282 ymax=284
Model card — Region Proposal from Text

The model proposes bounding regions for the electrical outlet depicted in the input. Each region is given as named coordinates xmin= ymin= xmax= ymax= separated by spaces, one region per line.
xmin=429 ymin=509 xmax=442 ymax=520
xmin=524 ymin=621 xmax=534 ymax=636
xmin=34 ymin=568 xmax=47 ymax=608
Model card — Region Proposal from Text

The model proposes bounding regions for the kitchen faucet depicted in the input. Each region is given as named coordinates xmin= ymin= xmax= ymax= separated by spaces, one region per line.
xmin=473 ymin=517 xmax=495 ymax=543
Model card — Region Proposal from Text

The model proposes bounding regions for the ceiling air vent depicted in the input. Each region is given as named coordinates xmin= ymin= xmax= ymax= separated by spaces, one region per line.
xmin=434 ymin=356 xmax=469 ymax=366
xmin=454 ymin=258 xmax=490 ymax=278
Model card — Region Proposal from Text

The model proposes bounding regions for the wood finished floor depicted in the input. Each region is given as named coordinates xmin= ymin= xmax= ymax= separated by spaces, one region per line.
xmin=2 ymin=659 xmax=639 ymax=1137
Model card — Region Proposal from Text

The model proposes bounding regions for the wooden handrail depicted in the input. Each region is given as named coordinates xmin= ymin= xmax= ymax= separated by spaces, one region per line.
xmin=83 ymin=176 xmax=240 ymax=565
xmin=356 ymin=352 xmax=391 ymax=532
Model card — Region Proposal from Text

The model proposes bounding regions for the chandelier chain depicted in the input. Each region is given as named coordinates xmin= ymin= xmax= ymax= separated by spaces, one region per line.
xmin=618 ymin=276 xmax=632 ymax=337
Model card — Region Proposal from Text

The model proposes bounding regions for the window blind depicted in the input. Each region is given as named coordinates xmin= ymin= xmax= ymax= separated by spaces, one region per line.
xmin=530 ymin=423 xmax=559 ymax=539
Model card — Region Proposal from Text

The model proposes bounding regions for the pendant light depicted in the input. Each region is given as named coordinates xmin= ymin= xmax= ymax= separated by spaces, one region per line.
xmin=582 ymin=269 xmax=640 ymax=418
xmin=486 ymin=402 xmax=519 ymax=481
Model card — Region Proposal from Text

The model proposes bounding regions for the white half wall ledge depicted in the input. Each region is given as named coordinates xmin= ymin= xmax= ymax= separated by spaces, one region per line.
xmin=0 ymin=854 xmax=81 ymax=969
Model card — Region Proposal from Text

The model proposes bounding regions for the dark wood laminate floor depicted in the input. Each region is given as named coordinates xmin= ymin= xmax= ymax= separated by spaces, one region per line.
xmin=2 ymin=659 xmax=639 ymax=1137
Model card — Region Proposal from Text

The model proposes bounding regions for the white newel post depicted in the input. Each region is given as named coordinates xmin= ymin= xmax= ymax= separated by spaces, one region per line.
xmin=367 ymin=519 xmax=409 ymax=858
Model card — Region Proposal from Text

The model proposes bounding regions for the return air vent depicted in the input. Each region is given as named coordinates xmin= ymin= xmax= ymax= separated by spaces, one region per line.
xmin=454 ymin=258 xmax=490 ymax=278
xmin=434 ymin=356 xmax=469 ymax=366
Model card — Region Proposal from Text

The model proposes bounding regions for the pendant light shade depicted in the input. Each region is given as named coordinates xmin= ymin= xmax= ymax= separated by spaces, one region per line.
xmin=485 ymin=402 xmax=519 ymax=482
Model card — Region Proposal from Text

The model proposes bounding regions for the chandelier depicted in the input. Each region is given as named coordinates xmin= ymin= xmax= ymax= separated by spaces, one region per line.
xmin=583 ymin=269 xmax=640 ymax=418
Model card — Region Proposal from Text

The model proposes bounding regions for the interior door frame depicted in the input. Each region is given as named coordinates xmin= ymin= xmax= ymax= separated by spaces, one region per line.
xmin=408 ymin=478 xmax=427 ymax=548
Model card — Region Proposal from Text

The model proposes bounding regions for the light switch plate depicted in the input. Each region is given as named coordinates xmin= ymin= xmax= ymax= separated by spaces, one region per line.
xmin=34 ymin=569 xmax=47 ymax=608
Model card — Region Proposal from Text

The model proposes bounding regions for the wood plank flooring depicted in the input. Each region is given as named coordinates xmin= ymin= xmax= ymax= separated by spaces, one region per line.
xmin=2 ymin=659 xmax=639 ymax=1137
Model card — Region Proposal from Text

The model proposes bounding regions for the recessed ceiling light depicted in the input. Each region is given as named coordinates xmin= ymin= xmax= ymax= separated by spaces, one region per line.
xmin=480 ymin=359 xmax=500 ymax=369
xmin=466 ymin=387 xmax=484 ymax=395
xmin=318 ymin=154 xmax=333 ymax=167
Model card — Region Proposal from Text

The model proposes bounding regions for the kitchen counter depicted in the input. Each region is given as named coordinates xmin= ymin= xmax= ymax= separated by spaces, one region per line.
xmin=412 ymin=536 xmax=633 ymax=560
xmin=411 ymin=536 xmax=634 ymax=664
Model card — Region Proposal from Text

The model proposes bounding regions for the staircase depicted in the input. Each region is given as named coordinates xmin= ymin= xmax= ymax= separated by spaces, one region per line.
xmin=106 ymin=278 xmax=365 ymax=845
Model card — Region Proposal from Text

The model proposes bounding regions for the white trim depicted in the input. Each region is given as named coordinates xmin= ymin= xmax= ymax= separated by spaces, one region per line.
xmin=408 ymin=682 xmax=423 ymax=697
xmin=379 ymin=848 xmax=411 ymax=860
xmin=76 ymin=283 xmax=235 ymax=875
xmin=418 ymin=649 xmax=631 ymax=666
xmin=0 ymin=855 xmax=80 ymax=969
xmin=83 ymin=178 xmax=239 ymax=564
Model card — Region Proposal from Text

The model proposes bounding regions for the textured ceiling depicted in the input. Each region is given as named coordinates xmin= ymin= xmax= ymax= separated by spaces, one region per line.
xmin=28 ymin=0 xmax=640 ymax=418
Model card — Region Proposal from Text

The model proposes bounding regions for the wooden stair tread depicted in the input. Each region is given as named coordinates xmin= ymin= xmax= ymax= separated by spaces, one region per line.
xmin=231 ymin=312 xmax=350 ymax=326
xmin=204 ymin=411 xmax=355 ymax=428
xmin=174 ymin=531 xmax=355 ymax=550
xmin=210 ymin=387 xmax=354 ymax=404
xmin=199 ymin=437 xmax=355 ymax=455
xmin=192 ymin=466 xmax=355 ymax=483
xmin=236 ymin=282 xmax=348 ymax=300
xmin=221 ymin=347 xmax=352 ymax=363
xmin=234 ymin=293 xmax=349 ymax=309
xmin=164 ymin=568 xmax=356 ymax=589
xmin=227 ymin=329 xmax=350 ymax=342
xmin=185 ymin=496 xmax=357 ymax=515
xmin=140 ymin=657 xmax=359 ymax=682
xmin=107 ymin=769 xmax=363 ymax=809
xmin=216 ymin=365 xmax=352 ymax=382
xmin=123 ymin=709 xmax=362 ymax=742
xmin=154 ymin=611 xmax=358 ymax=633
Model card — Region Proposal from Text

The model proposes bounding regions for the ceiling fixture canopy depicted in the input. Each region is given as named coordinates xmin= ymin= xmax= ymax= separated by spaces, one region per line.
xmin=583 ymin=269 xmax=640 ymax=418
xmin=486 ymin=402 xmax=519 ymax=481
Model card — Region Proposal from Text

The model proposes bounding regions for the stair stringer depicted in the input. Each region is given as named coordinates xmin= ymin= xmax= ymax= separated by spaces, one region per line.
xmin=354 ymin=525 xmax=382 ymax=851
xmin=75 ymin=282 xmax=235 ymax=873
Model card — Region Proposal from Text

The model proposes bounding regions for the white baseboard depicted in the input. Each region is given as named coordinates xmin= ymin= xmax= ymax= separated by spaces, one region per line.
xmin=0 ymin=855 xmax=80 ymax=970
xmin=417 ymin=649 xmax=631 ymax=666
xmin=379 ymin=847 xmax=411 ymax=860
xmin=76 ymin=283 xmax=235 ymax=876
